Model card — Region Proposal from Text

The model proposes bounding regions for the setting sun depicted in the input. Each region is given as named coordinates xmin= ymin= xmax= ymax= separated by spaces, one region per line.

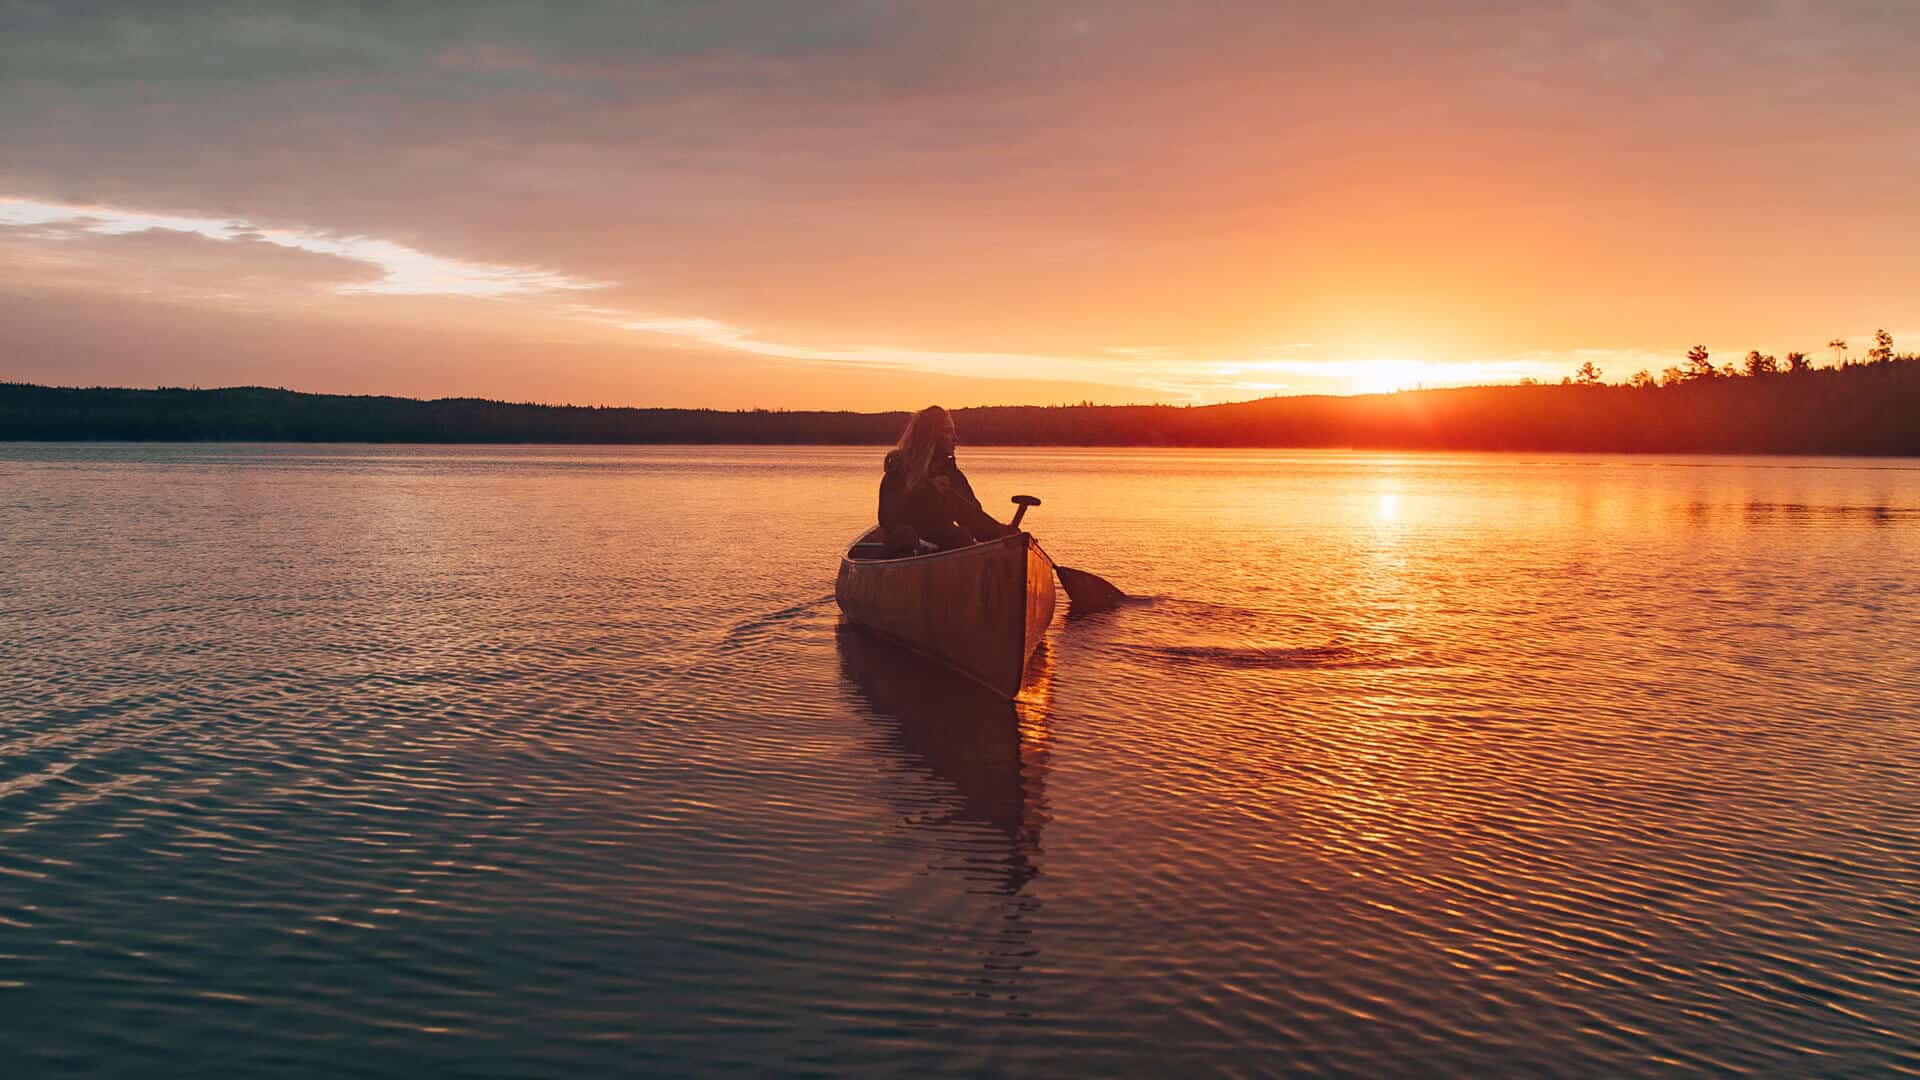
xmin=1343 ymin=360 xmax=1439 ymax=396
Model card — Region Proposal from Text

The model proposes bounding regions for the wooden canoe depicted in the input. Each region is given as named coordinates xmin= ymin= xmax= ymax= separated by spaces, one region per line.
xmin=835 ymin=528 xmax=1057 ymax=699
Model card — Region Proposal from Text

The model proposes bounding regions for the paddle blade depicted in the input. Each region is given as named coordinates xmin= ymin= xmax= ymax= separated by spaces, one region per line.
xmin=1055 ymin=564 xmax=1125 ymax=615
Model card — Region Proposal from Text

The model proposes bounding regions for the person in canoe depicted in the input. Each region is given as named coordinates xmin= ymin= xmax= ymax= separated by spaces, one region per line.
xmin=878 ymin=406 xmax=1017 ymax=554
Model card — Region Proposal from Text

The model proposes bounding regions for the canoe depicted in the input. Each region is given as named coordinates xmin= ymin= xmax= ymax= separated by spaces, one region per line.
xmin=835 ymin=528 xmax=1057 ymax=698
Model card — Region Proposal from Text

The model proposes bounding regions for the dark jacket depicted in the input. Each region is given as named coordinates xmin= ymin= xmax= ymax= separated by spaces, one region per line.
xmin=878 ymin=450 xmax=1009 ymax=552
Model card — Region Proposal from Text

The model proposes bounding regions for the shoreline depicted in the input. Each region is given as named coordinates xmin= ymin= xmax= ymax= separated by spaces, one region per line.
xmin=5 ymin=369 xmax=1919 ymax=455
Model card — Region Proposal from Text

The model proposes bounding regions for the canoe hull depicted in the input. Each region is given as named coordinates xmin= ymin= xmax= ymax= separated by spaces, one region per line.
xmin=836 ymin=530 xmax=1056 ymax=698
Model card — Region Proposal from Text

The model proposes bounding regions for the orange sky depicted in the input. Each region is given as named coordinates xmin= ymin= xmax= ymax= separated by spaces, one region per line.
xmin=3 ymin=3 xmax=1917 ymax=409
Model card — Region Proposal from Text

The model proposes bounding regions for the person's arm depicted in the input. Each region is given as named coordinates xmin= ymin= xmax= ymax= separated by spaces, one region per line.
xmin=936 ymin=459 xmax=1014 ymax=540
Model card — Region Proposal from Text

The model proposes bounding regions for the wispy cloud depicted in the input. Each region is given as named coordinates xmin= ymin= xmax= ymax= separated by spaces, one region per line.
xmin=0 ymin=194 xmax=1579 ymax=399
xmin=595 ymin=313 xmax=1583 ymax=398
xmin=595 ymin=307 xmax=1149 ymax=385
xmin=0 ymin=196 xmax=604 ymax=298
xmin=0 ymin=195 xmax=1749 ymax=404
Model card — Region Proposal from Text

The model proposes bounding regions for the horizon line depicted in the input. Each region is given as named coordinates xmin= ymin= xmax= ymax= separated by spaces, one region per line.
xmin=0 ymin=376 xmax=1610 ymax=416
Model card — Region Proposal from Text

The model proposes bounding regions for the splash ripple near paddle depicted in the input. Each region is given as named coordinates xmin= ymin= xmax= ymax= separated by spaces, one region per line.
xmin=3 ymin=444 xmax=1918 ymax=1076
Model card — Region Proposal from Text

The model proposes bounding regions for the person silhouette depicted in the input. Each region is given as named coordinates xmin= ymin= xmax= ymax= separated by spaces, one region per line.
xmin=877 ymin=406 xmax=1015 ymax=554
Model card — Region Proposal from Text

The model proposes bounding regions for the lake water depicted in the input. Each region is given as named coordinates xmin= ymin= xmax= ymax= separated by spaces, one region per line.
xmin=4 ymin=444 xmax=1919 ymax=1076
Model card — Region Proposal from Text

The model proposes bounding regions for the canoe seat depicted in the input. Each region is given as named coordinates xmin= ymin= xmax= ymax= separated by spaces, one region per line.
xmin=849 ymin=538 xmax=945 ymax=560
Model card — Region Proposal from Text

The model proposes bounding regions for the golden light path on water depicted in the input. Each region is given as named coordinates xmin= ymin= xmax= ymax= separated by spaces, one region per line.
xmin=2 ymin=444 xmax=1917 ymax=1075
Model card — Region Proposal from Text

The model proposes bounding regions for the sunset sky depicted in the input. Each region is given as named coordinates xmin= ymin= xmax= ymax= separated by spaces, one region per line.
xmin=4 ymin=2 xmax=1918 ymax=409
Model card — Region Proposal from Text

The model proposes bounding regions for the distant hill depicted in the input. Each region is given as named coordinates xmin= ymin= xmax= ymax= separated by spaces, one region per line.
xmin=3 ymin=361 xmax=1918 ymax=454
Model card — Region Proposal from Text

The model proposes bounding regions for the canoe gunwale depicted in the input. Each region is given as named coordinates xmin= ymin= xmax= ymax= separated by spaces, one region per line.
xmin=840 ymin=527 xmax=1039 ymax=568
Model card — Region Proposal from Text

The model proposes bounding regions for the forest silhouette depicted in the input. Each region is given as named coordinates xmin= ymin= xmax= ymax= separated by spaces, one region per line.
xmin=4 ymin=347 xmax=1917 ymax=455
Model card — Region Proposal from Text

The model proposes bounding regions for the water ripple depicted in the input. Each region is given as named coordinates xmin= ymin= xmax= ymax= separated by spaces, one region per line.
xmin=1 ymin=444 xmax=1917 ymax=1076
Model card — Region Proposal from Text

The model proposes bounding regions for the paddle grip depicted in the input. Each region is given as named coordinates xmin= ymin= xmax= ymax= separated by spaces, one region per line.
xmin=1009 ymin=494 xmax=1041 ymax=530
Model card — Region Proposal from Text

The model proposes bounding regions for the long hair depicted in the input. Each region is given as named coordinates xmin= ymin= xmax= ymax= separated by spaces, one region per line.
xmin=892 ymin=405 xmax=952 ymax=489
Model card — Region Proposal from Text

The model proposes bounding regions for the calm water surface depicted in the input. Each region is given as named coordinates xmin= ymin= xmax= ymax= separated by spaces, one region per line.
xmin=4 ymin=445 xmax=1919 ymax=1076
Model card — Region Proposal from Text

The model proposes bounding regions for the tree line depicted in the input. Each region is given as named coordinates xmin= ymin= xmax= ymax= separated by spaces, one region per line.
xmin=1561 ymin=329 xmax=1912 ymax=387
xmin=3 ymin=350 xmax=1917 ymax=454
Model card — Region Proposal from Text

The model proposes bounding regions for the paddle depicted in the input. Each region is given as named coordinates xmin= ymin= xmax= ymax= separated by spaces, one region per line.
xmin=1008 ymin=496 xmax=1127 ymax=614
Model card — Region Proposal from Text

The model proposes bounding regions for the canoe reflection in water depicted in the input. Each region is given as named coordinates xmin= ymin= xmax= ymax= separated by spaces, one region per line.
xmin=835 ymin=624 xmax=1053 ymax=901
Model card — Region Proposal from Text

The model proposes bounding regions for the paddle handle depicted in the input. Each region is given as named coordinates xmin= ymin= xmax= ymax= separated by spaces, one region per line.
xmin=1009 ymin=494 xmax=1041 ymax=529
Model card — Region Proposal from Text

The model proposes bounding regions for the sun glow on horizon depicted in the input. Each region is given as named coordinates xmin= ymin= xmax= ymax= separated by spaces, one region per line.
xmin=0 ymin=193 xmax=1896 ymax=408
xmin=0 ymin=194 xmax=1597 ymax=403
xmin=1340 ymin=360 xmax=1439 ymax=397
